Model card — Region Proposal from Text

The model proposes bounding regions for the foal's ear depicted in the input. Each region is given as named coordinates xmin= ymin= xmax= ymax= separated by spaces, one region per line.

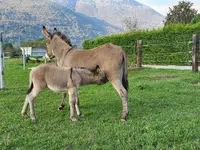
xmin=53 ymin=28 xmax=57 ymax=34
xmin=42 ymin=26 xmax=52 ymax=39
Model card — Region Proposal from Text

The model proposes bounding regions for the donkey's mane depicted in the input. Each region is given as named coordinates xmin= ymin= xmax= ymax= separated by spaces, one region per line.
xmin=53 ymin=29 xmax=72 ymax=47
xmin=52 ymin=34 xmax=72 ymax=51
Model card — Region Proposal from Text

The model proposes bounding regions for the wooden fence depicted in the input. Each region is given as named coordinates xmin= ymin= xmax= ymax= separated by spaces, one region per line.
xmin=192 ymin=34 xmax=200 ymax=72
xmin=136 ymin=33 xmax=200 ymax=72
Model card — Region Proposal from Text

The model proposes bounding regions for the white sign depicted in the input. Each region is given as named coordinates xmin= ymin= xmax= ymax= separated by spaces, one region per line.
xmin=20 ymin=47 xmax=32 ymax=56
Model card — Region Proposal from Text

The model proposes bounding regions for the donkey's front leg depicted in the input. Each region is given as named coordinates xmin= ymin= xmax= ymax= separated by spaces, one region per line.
xmin=58 ymin=93 xmax=67 ymax=111
xmin=68 ymin=87 xmax=77 ymax=121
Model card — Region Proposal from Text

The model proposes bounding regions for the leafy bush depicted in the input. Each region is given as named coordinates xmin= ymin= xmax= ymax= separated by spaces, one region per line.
xmin=10 ymin=48 xmax=22 ymax=58
xmin=83 ymin=23 xmax=200 ymax=65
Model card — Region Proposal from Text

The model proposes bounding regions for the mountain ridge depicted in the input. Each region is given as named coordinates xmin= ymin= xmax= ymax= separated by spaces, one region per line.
xmin=0 ymin=0 xmax=121 ymax=46
xmin=0 ymin=0 xmax=164 ymax=46
xmin=56 ymin=0 xmax=164 ymax=30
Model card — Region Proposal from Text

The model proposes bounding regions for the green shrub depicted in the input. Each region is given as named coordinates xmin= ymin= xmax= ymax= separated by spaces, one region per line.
xmin=83 ymin=23 xmax=200 ymax=65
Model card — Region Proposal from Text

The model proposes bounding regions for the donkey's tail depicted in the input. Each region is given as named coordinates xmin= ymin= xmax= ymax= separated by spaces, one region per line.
xmin=122 ymin=51 xmax=128 ymax=91
xmin=27 ymin=72 xmax=34 ymax=94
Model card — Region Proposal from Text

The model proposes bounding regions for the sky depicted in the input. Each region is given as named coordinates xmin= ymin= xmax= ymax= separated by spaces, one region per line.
xmin=138 ymin=0 xmax=200 ymax=16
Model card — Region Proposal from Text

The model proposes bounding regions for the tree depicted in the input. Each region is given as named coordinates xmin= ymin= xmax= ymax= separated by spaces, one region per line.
xmin=21 ymin=38 xmax=46 ymax=48
xmin=3 ymin=43 xmax=14 ymax=57
xmin=191 ymin=14 xmax=200 ymax=24
xmin=123 ymin=17 xmax=139 ymax=31
xmin=3 ymin=43 xmax=21 ymax=58
xmin=164 ymin=1 xmax=197 ymax=25
xmin=10 ymin=48 xmax=22 ymax=58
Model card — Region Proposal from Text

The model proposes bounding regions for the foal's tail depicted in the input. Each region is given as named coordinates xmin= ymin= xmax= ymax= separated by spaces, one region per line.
xmin=122 ymin=51 xmax=128 ymax=91
xmin=27 ymin=82 xmax=33 ymax=94
xmin=27 ymin=72 xmax=34 ymax=94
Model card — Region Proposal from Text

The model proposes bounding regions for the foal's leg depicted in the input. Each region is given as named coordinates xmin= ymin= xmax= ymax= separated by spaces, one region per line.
xmin=111 ymin=79 xmax=128 ymax=121
xmin=68 ymin=87 xmax=77 ymax=121
xmin=29 ymin=95 xmax=36 ymax=122
xmin=21 ymin=95 xmax=30 ymax=118
xmin=28 ymin=89 xmax=41 ymax=122
xmin=58 ymin=93 xmax=67 ymax=110
xmin=75 ymin=92 xmax=84 ymax=117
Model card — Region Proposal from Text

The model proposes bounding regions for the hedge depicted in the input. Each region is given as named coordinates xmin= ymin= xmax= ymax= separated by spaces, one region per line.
xmin=82 ymin=23 xmax=200 ymax=65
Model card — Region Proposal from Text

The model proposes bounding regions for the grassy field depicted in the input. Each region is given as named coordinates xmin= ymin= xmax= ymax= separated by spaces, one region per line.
xmin=1 ymin=59 xmax=200 ymax=149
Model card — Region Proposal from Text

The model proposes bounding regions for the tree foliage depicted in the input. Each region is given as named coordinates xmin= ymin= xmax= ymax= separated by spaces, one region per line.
xmin=191 ymin=14 xmax=200 ymax=24
xmin=3 ymin=43 xmax=21 ymax=58
xmin=164 ymin=1 xmax=197 ymax=25
xmin=21 ymin=38 xmax=46 ymax=48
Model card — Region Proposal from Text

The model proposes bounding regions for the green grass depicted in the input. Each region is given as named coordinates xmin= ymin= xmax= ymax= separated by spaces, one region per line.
xmin=1 ymin=59 xmax=200 ymax=149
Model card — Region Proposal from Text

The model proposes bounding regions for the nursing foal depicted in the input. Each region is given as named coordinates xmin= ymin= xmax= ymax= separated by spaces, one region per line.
xmin=21 ymin=64 xmax=107 ymax=122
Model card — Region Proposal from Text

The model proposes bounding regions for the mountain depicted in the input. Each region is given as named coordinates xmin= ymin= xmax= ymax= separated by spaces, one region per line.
xmin=0 ymin=0 xmax=121 ymax=46
xmin=0 ymin=0 xmax=164 ymax=47
xmin=56 ymin=0 xmax=165 ymax=30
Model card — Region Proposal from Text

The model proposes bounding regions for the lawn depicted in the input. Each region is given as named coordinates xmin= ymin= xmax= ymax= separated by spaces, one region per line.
xmin=1 ymin=59 xmax=200 ymax=149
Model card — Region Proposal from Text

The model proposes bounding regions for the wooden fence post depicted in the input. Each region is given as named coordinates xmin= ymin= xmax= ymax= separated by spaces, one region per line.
xmin=137 ymin=40 xmax=142 ymax=68
xmin=192 ymin=34 xmax=199 ymax=72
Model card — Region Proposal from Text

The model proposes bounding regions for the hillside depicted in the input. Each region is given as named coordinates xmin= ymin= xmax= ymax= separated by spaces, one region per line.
xmin=0 ymin=0 xmax=121 ymax=46
xmin=56 ymin=0 xmax=165 ymax=30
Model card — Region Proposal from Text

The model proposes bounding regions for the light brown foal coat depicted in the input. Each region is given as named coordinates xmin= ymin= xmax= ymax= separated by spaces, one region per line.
xmin=21 ymin=64 xmax=106 ymax=122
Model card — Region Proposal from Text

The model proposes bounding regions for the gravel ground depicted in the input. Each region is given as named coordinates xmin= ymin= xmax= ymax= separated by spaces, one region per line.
xmin=142 ymin=65 xmax=193 ymax=70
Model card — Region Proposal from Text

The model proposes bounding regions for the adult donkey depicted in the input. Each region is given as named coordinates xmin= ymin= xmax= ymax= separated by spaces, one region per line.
xmin=42 ymin=26 xmax=129 ymax=120
xmin=44 ymin=28 xmax=72 ymax=63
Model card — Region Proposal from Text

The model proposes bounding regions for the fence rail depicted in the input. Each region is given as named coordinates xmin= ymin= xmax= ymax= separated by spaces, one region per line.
xmin=135 ymin=33 xmax=200 ymax=72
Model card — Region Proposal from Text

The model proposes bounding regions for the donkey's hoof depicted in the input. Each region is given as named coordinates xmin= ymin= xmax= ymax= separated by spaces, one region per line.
xmin=120 ymin=118 xmax=126 ymax=121
xmin=78 ymin=113 xmax=84 ymax=117
xmin=120 ymin=116 xmax=127 ymax=121
xmin=71 ymin=117 xmax=78 ymax=122
xmin=58 ymin=106 xmax=64 ymax=111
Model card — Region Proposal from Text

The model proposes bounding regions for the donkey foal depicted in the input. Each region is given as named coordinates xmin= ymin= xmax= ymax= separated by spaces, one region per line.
xmin=21 ymin=64 xmax=106 ymax=122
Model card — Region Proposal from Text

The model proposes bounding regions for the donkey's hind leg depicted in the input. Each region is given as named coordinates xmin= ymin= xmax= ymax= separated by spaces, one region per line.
xmin=28 ymin=88 xmax=41 ymax=122
xmin=58 ymin=93 xmax=67 ymax=111
xmin=75 ymin=92 xmax=84 ymax=117
xmin=111 ymin=79 xmax=128 ymax=121
xmin=21 ymin=87 xmax=40 ymax=122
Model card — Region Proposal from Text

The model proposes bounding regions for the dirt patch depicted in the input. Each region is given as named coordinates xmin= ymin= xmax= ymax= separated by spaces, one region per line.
xmin=152 ymin=75 xmax=179 ymax=80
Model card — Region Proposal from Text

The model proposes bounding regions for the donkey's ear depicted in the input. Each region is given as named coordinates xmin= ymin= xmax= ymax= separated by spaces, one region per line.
xmin=42 ymin=26 xmax=52 ymax=39
xmin=53 ymin=28 xmax=57 ymax=34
